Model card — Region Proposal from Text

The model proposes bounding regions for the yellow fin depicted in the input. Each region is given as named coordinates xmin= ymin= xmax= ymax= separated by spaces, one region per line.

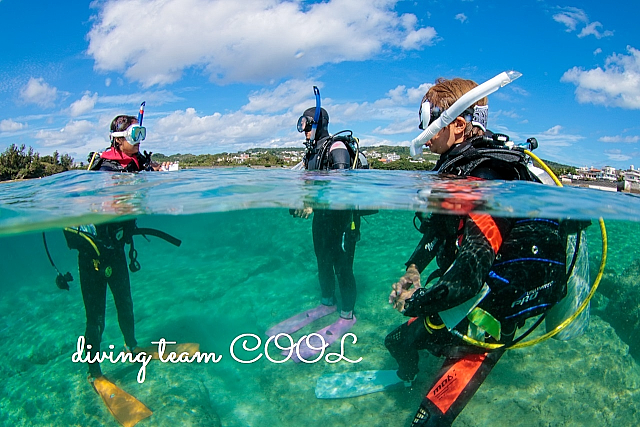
xmin=93 ymin=376 xmax=152 ymax=427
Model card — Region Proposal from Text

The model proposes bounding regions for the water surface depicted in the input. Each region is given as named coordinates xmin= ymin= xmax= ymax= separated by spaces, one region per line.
xmin=1 ymin=168 xmax=639 ymax=426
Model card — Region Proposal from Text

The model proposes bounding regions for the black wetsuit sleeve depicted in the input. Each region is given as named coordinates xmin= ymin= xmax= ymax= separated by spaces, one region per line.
xmin=403 ymin=214 xmax=513 ymax=317
xmin=405 ymin=225 xmax=441 ymax=272
xmin=328 ymin=142 xmax=351 ymax=170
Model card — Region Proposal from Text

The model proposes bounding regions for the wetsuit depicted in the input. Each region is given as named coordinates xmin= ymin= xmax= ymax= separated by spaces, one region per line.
xmin=385 ymin=136 xmax=567 ymax=426
xmin=67 ymin=147 xmax=153 ymax=377
xmin=304 ymin=136 xmax=359 ymax=316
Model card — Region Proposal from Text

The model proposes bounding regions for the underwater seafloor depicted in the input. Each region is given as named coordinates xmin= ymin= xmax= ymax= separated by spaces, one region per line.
xmin=1 ymin=168 xmax=640 ymax=427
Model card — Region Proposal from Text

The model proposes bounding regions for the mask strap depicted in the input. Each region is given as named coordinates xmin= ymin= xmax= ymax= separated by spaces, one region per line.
xmin=472 ymin=105 xmax=488 ymax=131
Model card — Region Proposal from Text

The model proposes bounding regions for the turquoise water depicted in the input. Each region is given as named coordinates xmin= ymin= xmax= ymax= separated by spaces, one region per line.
xmin=1 ymin=168 xmax=640 ymax=426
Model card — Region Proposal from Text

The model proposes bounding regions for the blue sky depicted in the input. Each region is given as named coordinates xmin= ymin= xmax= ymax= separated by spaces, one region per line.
xmin=1 ymin=0 xmax=638 ymax=169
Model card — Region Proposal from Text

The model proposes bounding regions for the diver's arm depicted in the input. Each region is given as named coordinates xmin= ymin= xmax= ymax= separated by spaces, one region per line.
xmin=403 ymin=215 xmax=512 ymax=317
xmin=405 ymin=227 xmax=441 ymax=273
xmin=329 ymin=142 xmax=351 ymax=169
xmin=389 ymin=217 xmax=443 ymax=311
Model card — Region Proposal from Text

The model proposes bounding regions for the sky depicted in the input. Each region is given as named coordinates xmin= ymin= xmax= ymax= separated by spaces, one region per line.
xmin=0 ymin=0 xmax=638 ymax=169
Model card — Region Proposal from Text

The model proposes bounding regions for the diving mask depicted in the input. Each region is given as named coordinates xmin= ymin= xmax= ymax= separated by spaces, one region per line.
xmin=297 ymin=115 xmax=315 ymax=133
xmin=419 ymin=101 xmax=488 ymax=131
xmin=110 ymin=124 xmax=146 ymax=144
xmin=418 ymin=101 xmax=443 ymax=130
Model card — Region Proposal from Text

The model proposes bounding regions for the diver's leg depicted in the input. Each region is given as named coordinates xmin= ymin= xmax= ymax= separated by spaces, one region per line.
xmin=411 ymin=349 xmax=505 ymax=427
xmin=107 ymin=249 xmax=137 ymax=350
xmin=78 ymin=253 xmax=107 ymax=378
xmin=385 ymin=317 xmax=431 ymax=382
xmin=312 ymin=213 xmax=337 ymax=306
xmin=334 ymin=223 xmax=357 ymax=317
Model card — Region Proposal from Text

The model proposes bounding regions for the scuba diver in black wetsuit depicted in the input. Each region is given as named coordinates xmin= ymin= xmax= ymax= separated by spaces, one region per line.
xmin=298 ymin=108 xmax=360 ymax=319
xmin=64 ymin=111 xmax=178 ymax=380
xmin=385 ymin=78 xmax=587 ymax=427
xmin=295 ymin=105 xmax=362 ymax=321
xmin=268 ymin=88 xmax=372 ymax=360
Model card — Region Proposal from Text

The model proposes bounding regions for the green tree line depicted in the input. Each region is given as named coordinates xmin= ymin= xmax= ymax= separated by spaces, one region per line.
xmin=0 ymin=144 xmax=73 ymax=181
xmin=0 ymin=142 xmax=575 ymax=181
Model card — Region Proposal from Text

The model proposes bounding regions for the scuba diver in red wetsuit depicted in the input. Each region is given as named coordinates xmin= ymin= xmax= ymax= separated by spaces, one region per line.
xmin=60 ymin=106 xmax=181 ymax=427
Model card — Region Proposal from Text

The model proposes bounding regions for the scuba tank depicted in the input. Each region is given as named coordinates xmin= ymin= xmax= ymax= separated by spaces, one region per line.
xmin=524 ymin=146 xmax=590 ymax=340
xmin=545 ymin=228 xmax=590 ymax=340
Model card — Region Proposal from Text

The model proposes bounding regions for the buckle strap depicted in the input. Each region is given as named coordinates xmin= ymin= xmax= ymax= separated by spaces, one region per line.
xmin=467 ymin=307 xmax=501 ymax=341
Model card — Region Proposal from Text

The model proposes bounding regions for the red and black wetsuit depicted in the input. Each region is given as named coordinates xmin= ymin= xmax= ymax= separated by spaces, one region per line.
xmin=69 ymin=147 xmax=153 ymax=378
xmin=385 ymin=137 xmax=567 ymax=426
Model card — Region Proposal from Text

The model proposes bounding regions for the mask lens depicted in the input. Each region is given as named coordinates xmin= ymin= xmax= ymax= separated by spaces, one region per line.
xmin=133 ymin=126 xmax=146 ymax=141
xmin=128 ymin=126 xmax=146 ymax=143
xmin=430 ymin=107 xmax=442 ymax=126
xmin=297 ymin=116 xmax=314 ymax=133
xmin=419 ymin=100 xmax=443 ymax=130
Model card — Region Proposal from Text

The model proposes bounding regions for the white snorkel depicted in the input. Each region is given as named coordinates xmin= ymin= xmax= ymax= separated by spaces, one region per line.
xmin=410 ymin=70 xmax=523 ymax=157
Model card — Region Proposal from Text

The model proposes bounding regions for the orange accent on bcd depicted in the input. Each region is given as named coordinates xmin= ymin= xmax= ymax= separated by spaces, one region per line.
xmin=468 ymin=214 xmax=502 ymax=254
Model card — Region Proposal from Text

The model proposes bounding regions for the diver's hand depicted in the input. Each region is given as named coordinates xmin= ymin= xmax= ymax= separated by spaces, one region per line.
xmin=389 ymin=264 xmax=421 ymax=312
xmin=292 ymin=206 xmax=313 ymax=219
xmin=151 ymin=162 xmax=174 ymax=171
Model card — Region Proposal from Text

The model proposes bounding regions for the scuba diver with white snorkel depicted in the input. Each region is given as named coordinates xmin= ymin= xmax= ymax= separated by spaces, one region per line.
xmin=267 ymin=87 xmax=372 ymax=361
xmin=386 ymin=73 xmax=602 ymax=426
xmin=314 ymin=73 xmax=605 ymax=427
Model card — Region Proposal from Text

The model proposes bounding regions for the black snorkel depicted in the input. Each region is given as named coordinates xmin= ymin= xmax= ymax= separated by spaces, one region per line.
xmin=305 ymin=86 xmax=322 ymax=149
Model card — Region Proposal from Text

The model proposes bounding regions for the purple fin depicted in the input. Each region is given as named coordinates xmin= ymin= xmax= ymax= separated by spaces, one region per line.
xmin=291 ymin=316 xmax=357 ymax=363
xmin=266 ymin=304 xmax=336 ymax=337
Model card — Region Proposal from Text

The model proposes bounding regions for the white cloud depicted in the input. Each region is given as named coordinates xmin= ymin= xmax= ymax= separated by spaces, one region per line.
xmin=561 ymin=46 xmax=640 ymax=109
xmin=381 ymin=83 xmax=432 ymax=106
xmin=0 ymin=119 xmax=26 ymax=132
xmin=152 ymin=107 xmax=295 ymax=153
xmin=454 ymin=13 xmax=467 ymax=23
xmin=243 ymin=79 xmax=432 ymax=133
xmin=105 ymin=78 xmax=112 ymax=87
xmin=578 ymin=22 xmax=614 ymax=39
xmin=552 ymin=7 xmax=587 ymax=32
xmin=69 ymin=92 xmax=98 ymax=117
xmin=320 ymin=82 xmax=430 ymax=134
xmin=492 ymin=109 xmax=521 ymax=120
xmin=98 ymin=90 xmax=183 ymax=107
xmin=243 ymin=80 xmax=319 ymax=114
xmin=372 ymin=118 xmax=416 ymax=135
xmin=603 ymin=149 xmax=632 ymax=162
xmin=19 ymin=77 xmax=58 ymax=108
xmin=594 ymin=48 xmax=602 ymax=55
xmin=599 ymin=135 xmax=639 ymax=143
xmin=534 ymin=125 xmax=584 ymax=147
xmin=87 ymin=0 xmax=438 ymax=86
xmin=34 ymin=120 xmax=102 ymax=148
xmin=552 ymin=7 xmax=612 ymax=39
xmin=510 ymin=86 xmax=529 ymax=97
